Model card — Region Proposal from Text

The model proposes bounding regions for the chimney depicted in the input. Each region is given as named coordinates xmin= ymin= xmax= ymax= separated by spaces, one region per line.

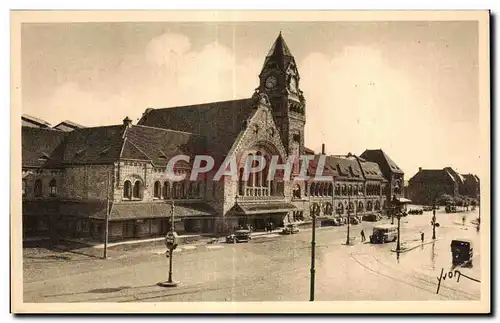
xmin=123 ymin=116 xmax=132 ymax=128
xmin=321 ymin=143 xmax=325 ymax=155
xmin=418 ymin=167 xmax=422 ymax=172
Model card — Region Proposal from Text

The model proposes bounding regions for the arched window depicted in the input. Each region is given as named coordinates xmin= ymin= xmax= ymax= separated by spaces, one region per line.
xmin=239 ymin=168 xmax=244 ymax=196
xmin=354 ymin=185 xmax=358 ymax=196
xmin=256 ymin=151 xmax=262 ymax=187
xmin=293 ymin=184 xmax=301 ymax=198
xmin=348 ymin=185 xmax=353 ymax=196
xmin=325 ymin=203 xmax=333 ymax=215
xmin=123 ymin=180 xmax=132 ymax=199
xmin=172 ymin=182 xmax=179 ymax=198
xmin=22 ymin=179 xmax=27 ymax=197
xmin=34 ymin=179 xmax=42 ymax=197
xmin=154 ymin=181 xmax=161 ymax=198
xmin=195 ymin=182 xmax=202 ymax=197
xmin=328 ymin=183 xmax=333 ymax=196
xmin=342 ymin=184 xmax=347 ymax=196
xmin=133 ymin=181 xmax=142 ymax=199
xmin=337 ymin=203 xmax=344 ymax=215
xmin=163 ymin=182 xmax=170 ymax=199
xmin=348 ymin=202 xmax=354 ymax=212
xmin=375 ymin=201 xmax=381 ymax=211
xmin=310 ymin=183 xmax=315 ymax=196
xmin=49 ymin=179 xmax=57 ymax=197
xmin=335 ymin=184 xmax=340 ymax=196
xmin=248 ymin=154 xmax=254 ymax=187
xmin=322 ymin=183 xmax=328 ymax=196
xmin=358 ymin=202 xmax=364 ymax=212
xmin=180 ymin=182 xmax=186 ymax=198
xmin=367 ymin=201 xmax=373 ymax=211
xmin=359 ymin=184 xmax=364 ymax=195
xmin=314 ymin=183 xmax=320 ymax=196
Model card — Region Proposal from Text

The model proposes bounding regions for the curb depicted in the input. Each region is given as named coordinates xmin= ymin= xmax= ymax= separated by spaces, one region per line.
xmin=391 ymin=238 xmax=442 ymax=253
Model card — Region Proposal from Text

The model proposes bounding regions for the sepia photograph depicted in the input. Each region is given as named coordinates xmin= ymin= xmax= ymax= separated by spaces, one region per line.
xmin=10 ymin=10 xmax=490 ymax=314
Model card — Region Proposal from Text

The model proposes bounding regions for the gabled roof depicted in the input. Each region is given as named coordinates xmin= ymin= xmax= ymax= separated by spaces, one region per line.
xmin=53 ymin=120 xmax=86 ymax=132
xmin=444 ymin=167 xmax=464 ymax=184
xmin=122 ymin=125 xmax=206 ymax=167
xmin=360 ymin=149 xmax=404 ymax=175
xmin=462 ymin=173 xmax=480 ymax=184
xmin=21 ymin=114 xmax=52 ymax=128
xmin=22 ymin=127 xmax=68 ymax=168
xmin=408 ymin=169 xmax=457 ymax=184
xmin=307 ymin=155 xmax=364 ymax=180
xmin=137 ymin=98 xmax=254 ymax=162
xmin=54 ymin=125 xmax=126 ymax=165
xmin=358 ymin=160 xmax=386 ymax=180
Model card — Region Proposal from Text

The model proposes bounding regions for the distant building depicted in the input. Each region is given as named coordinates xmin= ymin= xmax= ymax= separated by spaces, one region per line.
xmin=407 ymin=167 xmax=480 ymax=205
xmin=22 ymin=114 xmax=52 ymax=129
xmin=359 ymin=149 xmax=405 ymax=204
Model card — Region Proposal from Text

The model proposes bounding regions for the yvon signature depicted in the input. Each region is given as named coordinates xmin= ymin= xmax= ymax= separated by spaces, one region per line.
xmin=436 ymin=267 xmax=481 ymax=294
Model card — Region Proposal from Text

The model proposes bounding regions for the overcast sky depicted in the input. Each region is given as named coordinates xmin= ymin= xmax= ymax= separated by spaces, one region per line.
xmin=21 ymin=21 xmax=480 ymax=179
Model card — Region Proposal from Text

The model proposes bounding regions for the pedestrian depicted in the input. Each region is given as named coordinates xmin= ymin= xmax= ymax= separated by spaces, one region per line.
xmin=270 ymin=222 xmax=274 ymax=232
xmin=421 ymin=232 xmax=424 ymax=243
xmin=462 ymin=215 xmax=466 ymax=226
xmin=360 ymin=229 xmax=366 ymax=242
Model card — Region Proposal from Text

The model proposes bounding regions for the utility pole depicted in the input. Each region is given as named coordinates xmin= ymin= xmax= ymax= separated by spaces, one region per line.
xmin=396 ymin=211 xmax=401 ymax=253
xmin=345 ymin=195 xmax=351 ymax=245
xmin=432 ymin=204 xmax=437 ymax=240
xmin=103 ymin=171 xmax=110 ymax=259
xmin=310 ymin=208 xmax=316 ymax=302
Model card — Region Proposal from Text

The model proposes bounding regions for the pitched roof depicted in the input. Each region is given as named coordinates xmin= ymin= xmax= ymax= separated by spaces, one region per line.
xmin=53 ymin=120 xmax=86 ymax=132
xmin=22 ymin=127 xmax=68 ymax=168
xmin=22 ymin=114 xmax=52 ymax=128
xmin=358 ymin=160 xmax=386 ymax=180
xmin=360 ymin=149 xmax=404 ymax=175
xmin=307 ymin=155 xmax=364 ymax=180
xmin=122 ymin=125 xmax=206 ymax=167
xmin=443 ymin=167 xmax=464 ymax=184
xmin=109 ymin=202 xmax=216 ymax=220
xmin=261 ymin=33 xmax=296 ymax=74
xmin=54 ymin=125 xmax=126 ymax=165
xmin=408 ymin=169 xmax=457 ymax=184
xmin=137 ymin=98 xmax=254 ymax=162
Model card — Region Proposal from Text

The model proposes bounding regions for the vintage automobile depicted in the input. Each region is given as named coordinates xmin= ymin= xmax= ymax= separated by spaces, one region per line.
xmin=282 ymin=223 xmax=300 ymax=235
xmin=369 ymin=224 xmax=398 ymax=244
xmin=408 ymin=209 xmax=424 ymax=215
xmin=225 ymin=229 xmax=251 ymax=243
xmin=445 ymin=205 xmax=458 ymax=213
xmin=451 ymin=239 xmax=473 ymax=267
xmin=362 ymin=213 xmax=381 ymax=222
xmin=423 ymin=206 xmax=433 ymax=212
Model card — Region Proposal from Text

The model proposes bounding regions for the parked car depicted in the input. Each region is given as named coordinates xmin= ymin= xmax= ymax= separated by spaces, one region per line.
xmin=451 ymin=239 xmax=473 ymax=267
xmin=369 ymin=224 xmax=398 ymax=244
xmin=226 ymin=229 xmax=251 ymax=243
xmin=408 ymin=209 xmax=423 ymax=215
xmin=362 ymin=213 xmax=380 ymax=222
xmin=282 ymin=223 xmax=300 ymax=235
xmin=350 ymin=216 xmax=360 ymax=225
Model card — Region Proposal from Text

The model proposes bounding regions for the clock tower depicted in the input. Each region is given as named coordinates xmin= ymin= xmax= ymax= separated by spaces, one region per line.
xmin=258 ymin=32 xmax=306 ymax=170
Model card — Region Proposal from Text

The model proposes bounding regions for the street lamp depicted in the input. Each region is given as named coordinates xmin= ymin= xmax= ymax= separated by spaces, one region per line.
xmin=345 ymin=195 xmax=351 ymax=245
xmin=432 ymin=203 xmax=437 ymax=240
xmin=158 ymin=200 xmax=179 ymax=287
xmin=310 ymin=203 xmax=319 ymax=301
xmin=392 ymin=196 xmax=402 ymax=253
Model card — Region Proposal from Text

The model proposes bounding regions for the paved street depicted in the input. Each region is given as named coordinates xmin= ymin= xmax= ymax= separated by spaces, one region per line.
xmin=23 ymin=208 xmax=482 ymax=302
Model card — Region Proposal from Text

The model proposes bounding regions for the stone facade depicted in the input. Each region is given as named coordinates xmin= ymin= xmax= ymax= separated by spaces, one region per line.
xmin=21 ymin=33 xmax=402 ymax=242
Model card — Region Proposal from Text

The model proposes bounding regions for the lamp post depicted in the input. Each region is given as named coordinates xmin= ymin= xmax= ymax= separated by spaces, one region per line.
xmin=310 ymin=204 xmax=317 ymax=301
xmin=158 ymin=200 xmax=178 ymax=287
xmin=432 ymin=203 xmax=437 ymax=240
xmin=392 ymin=195 xmax=402 ymax=253
xmin=345 ymin=195 xmax=351 ymax=245
xmin=103 ymin=171 xmax=110 ymax=259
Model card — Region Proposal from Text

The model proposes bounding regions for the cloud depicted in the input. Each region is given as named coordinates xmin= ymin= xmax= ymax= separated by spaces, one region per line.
xmin=29 ymin=32 xmax=261 ymax=127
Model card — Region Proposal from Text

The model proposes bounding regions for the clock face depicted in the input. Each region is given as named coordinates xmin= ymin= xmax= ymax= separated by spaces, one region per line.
xmin=265 ymin=76 xmax=277 ymax=89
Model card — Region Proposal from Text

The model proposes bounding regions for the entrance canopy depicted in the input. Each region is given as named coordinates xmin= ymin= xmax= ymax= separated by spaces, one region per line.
xmin=395 ymin=197 xmax=412 ymax=204
xmin=232 ymin=202 xmax=296 ymax=215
